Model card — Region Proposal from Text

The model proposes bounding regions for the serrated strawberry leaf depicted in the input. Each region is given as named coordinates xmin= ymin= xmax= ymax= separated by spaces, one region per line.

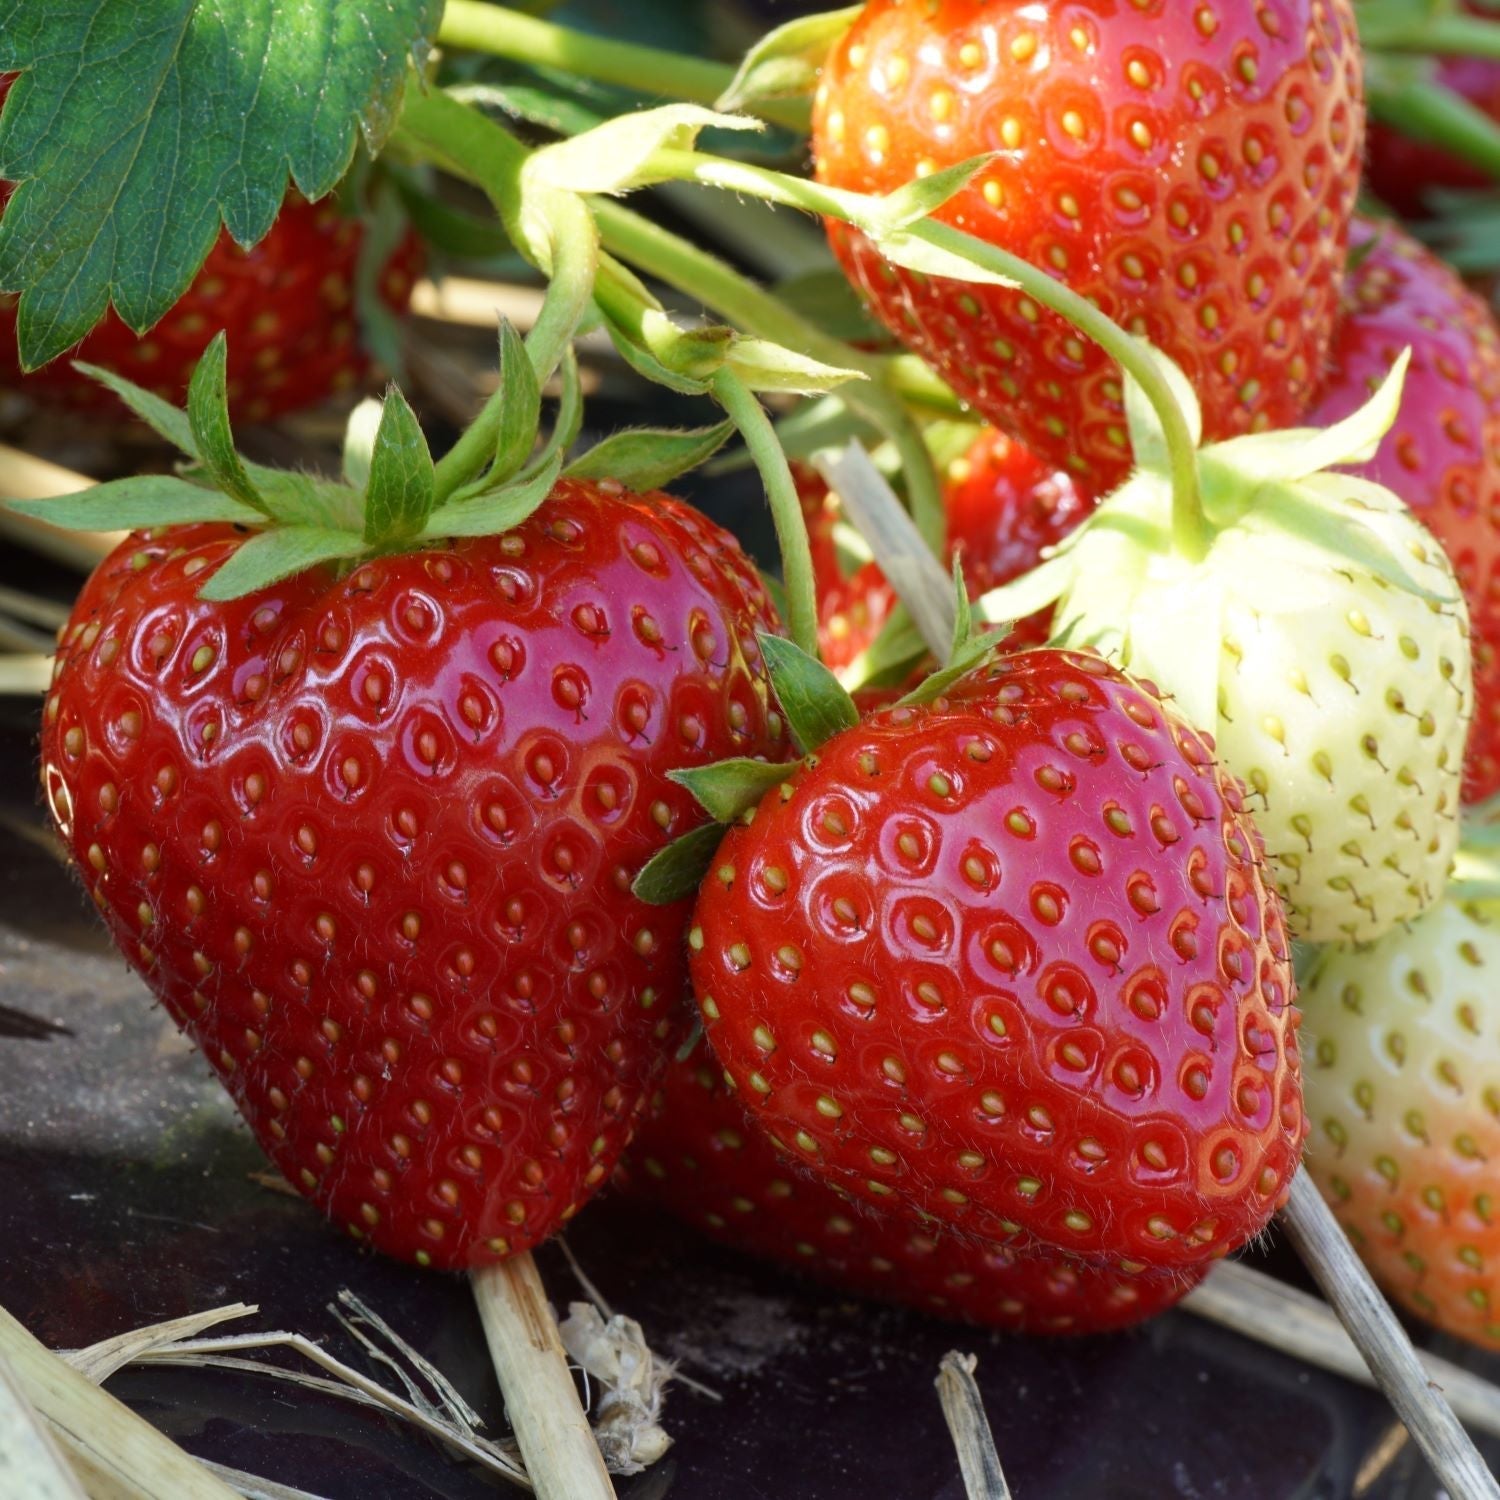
xmin=565 ymin=421 xmax=735 ymax=493
xmin=0 ymin=0 xmax=442 ymax=367
xmin=7 ymin=477 xmax=265 ymax=531
xmin=758 ymin=633 xmax=859 ymax=754
xmin=670 ymin=759 xmax=792 ymax=824
xmin=422 ymin=451 xmax=563 ymax=541
xmin=364 ymin=387 xmax=434 ymax=546
xmin=76 ymin=362 xmax=198 ymax=458
xmin=493 ymin=320 xmax=542 ymax=487
xmin=197 ymin=526 xmax=366 ymax=603
xmin=186 ymin=334 xmax=265 ymax=515
xmin=632 ymin=822 xmax=727 ymax=906
xmin=716 ymin=6 xmax=863 ymax=111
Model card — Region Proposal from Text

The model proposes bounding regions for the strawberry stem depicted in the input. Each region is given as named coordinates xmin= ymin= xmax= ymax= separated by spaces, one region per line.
xmin=435 ymin=0 xmax=812 ymax=133
xmin=648 ymin=149 xmax=1212 ymax=561
xmin=1360 ymin=10 xmax=1500 ymax=59
xmin=713 ymin=368 xmax=820 ymax=657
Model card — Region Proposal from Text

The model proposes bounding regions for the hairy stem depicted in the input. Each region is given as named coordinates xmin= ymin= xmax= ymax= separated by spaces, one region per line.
xmin=712 ymin=368 xmax=821 ymax=656
xmin=436 ymin=0 xmax=811 ymax=132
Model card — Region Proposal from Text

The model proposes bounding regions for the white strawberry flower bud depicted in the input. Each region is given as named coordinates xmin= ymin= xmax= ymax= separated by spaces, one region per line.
xmin=983 ymin=348 xmax=1472 ymax=945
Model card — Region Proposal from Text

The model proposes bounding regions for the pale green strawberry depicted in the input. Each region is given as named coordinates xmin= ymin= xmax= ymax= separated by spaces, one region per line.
xmin=1301 ymin=862 xmax=1500 ymax=1350
xmin=984 ymin=353 xmax=1472 ymax=945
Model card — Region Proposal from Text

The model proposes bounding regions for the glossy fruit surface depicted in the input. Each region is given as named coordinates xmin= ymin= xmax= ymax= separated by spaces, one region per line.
xmin=39 ymin=483 xmax=786 ymax=1268
xmin=812 ymin=0 xmax=1364 ymax=491
xmin=0 ymin=193 xmax=422 ymax=421
xmin=1303 ymin=889 xmax=1500 ymax=1350
xmin=1304 ymin=218 xmax=1500 ymax=803
xmin=623 ymin=1051 xmax=1204 ymax=1333
xmin=691 ymin=650 xmax=1304 ymax=1269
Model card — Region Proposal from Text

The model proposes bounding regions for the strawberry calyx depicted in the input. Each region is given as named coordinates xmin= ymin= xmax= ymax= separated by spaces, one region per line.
xmin=976 ymin=347 xmax=1453 ymax=731
xmin=4 ymin=324 xmax=737 ymax=602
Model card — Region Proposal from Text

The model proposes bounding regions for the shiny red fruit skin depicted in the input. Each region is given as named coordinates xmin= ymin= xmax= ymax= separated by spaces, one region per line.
xmin=1303 ymin=218 xmax=1500 ymax=803
xmin=812 ymin=0 xmax=1364 ymax=492
xmin=0 ymin=195 xmax=423 ymax=422
xmin=39 ymin=483 xmax=787 ymax=1269
xmin=819 ymin=428 xmax=1093 ymax=671
xmin=691 ymin=651 xmax=1304 ymax=1270
xmin=621 ymin=1051 xmax=1205 ymax=1334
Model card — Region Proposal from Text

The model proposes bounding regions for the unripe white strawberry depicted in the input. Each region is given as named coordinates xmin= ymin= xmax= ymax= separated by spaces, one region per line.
xmin=985 ymin=353 xmax=1472 ymax=944
xmin=1301 ymin=877 xmax=1500 ymax=1349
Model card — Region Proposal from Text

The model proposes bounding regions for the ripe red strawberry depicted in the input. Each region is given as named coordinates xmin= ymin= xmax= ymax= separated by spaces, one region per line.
xmin=0 ymin=193 xmax=423 ymax=422
xmin=689 ymin=650 xmax=1304 ymax=1270
xmin=1302 ymin=218 xmax=1500 ymax=802
xmin=622 ymin=1050 xmax=1205 ymax=1333
xmin=812 ymin=0 xmax=1364 ymax=491
xmin=39 ymin=482 xmax=786 ymax=1269
xmin=818 ymin=428 xmax=1092 ymax=672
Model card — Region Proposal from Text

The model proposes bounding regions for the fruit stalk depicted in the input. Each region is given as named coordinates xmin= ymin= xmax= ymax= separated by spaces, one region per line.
xmin=471 ymin=1259 xmax=617 ymax=1500
xmin=434 ymin=0 xmax=812 ymax=132
xmin=1278 ymin=1174 xmax=1499 ymax=1499
xmin=935 ymin=1353 xmax=1012 ymax=1500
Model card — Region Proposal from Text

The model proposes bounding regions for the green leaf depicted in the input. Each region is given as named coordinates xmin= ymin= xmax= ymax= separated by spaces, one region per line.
xmin=74 ymin=363 xmax=198 ymax=458
xmin=493 ymin=320 xmax=542 ymax=487
xmin=565 ymin=422 xmax=735 ymax=492
xmin=186 ymin=334 xmax=264 ymax=513
xmin=669 ymin=759 xmax=792 ymax=824
xmin=0 ymin=1 xmax=442 ymax=367
xmin=422 ymin=452 xmax=563 ymax=540
xmin=6 ymin=476 xmax=264 ymax=531
xmin=197 ymin=526 xmax=367 ymax=603
xmin=632 ymin=821 xmax=727 ymax=906
xmin=364 ymin=386 xmax=435 ymax=546
xmin=725 ymin=337 xmax=866 ymax=396
xmin=525 ymin=105 xmax=763 ymax=196
xmin=717 ymin=6 xmax=863 ymax=111
xmin=342 ymin=398 xmax=385 ymax=491
xmin=758 ymin=632 xmax=860 ymax=754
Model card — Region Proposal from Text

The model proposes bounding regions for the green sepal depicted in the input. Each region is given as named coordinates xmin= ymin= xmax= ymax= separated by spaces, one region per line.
xmin=716 ymin=7 xmax=863 ymax=112
xmin=6 ymin=476 xmax=265 ymax=532
xmin=632 ymin=821 xmax=727 ymax=906
xmin=896 ymin=562 xmax=1009 ymax=708
xmin=724 ymin=338 xmax=865 ymax=396
xmin=75 ymin=362 xmax=198 ymax=458
xmin=1123 ymin=342 xmax=1205 ymax=474
xmin=841 ymin=604 xmax=926 ymax=694
xmin=564 ymin=421 xmax=735 ymax=493
xmin=186 ymin=333 xmax=265 ymax=514
xmin=605 ymin=321 xmax=715 ymax=396
xmin=492 ymin=320 xmax=542 ymax=487
xmin=525 ymin=105 xmax=763 ymax=197
xmin=758 ymin=633 xmax=859 ymax=754
xmin=422 ymin=452 xmax=563 ymax=541
xmin=364 ymin=385 xmax=436 ymax=546
xmin=669 ymin=758 xmax=792 ymax=824
xmin=874 ymin=155 xmax=996 ymax=233
xmin=975 ymin=553 xmax=1073 ymax=630
xmin=198 ymin=527 xmax=368 ymax=603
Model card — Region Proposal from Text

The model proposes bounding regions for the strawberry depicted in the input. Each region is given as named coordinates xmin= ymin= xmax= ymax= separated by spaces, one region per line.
xmin=687 ymin=648 xmax=1304 ymax=1270
xmin=811 ymin=0 xmax=1364 ymax=492
xmin=1302 ymin=874 xmax=1500 ymax=1350
xmin=1303 ymin=218 xmax=1500 ymax=804
xmin=622 ymin=1051 xmax=1205 ymax=1334
xmin=0 ymin=192 xmax=423 ymax=422
xmin=29 ymin=346 xmax=789 ymax=1270
xmin=819 ymin=428 xmax=1093 ymax=672
xmin=982 ymin=348 xmax=1474 ymax=946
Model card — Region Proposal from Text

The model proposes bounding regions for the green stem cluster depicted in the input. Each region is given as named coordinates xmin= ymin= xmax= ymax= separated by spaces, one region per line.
xmin=436 ymin=0 xmax=811 ymax=131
